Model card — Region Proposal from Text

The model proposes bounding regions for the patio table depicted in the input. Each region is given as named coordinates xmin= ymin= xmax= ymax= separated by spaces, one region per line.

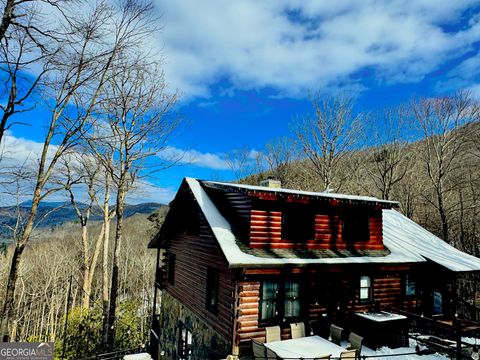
xmin=264 ymin=335 xmax=345 ymax=359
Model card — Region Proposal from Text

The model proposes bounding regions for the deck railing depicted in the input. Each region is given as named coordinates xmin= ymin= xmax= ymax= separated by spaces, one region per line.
xmin=81 ymin=347 xmax=144 ymax=360
xmin=391 ymin=308 xmax=480 ymax=360
xmin=457 ymin=299 xmax=480 ymax=321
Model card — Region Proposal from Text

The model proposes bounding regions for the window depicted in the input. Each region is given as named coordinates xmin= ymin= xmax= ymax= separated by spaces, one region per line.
xmin=343 ymin=211 xmax=370 ymax=242
xmin=178 ymin=323 xmax=192 ymax=360
xmin=359 ymin=276 xmax=372 ymax=302
xmin=260 ymin=281 xmax=279 ymax=322
xmin=284 ymin=281 xmax=301 ymax=319
xmin=166 ymin=253 xmax=175 ymax=285
xmin=432 ymin=290 xmax=443 ymax=315
xmin=206 ymin=267 xmax=219 ymax=313
xmin=260 ymin=280 xmax=301 ymax=323
xmin=405 ymin=274 xmax=416 ymax=297
xmin=282 ymin=204 xmax=314 ymax=242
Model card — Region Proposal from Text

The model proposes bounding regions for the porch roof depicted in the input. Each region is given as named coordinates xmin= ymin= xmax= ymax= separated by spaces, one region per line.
xmin=186 ymin=178 xmax=480 ymax=272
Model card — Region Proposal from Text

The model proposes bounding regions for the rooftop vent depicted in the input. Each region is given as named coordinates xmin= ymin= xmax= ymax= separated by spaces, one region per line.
xmin=260 ymin=177 xmax=281 ymax=188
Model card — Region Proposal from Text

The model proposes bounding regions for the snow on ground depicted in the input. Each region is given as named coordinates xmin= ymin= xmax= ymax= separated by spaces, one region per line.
xmin=123 ymin=354 xmax=152 ymax=360
xmin=462 ymin=337 xmax=480 ymax=345
xmin=336 ymin=339 xmax=450 ymax=360
xmin=361 ymin=345 xmax=449 ymax=360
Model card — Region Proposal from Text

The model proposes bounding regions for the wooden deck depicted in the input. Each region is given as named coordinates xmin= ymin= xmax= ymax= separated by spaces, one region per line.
xmin=392 ymin=308 xmax=480 ymax=360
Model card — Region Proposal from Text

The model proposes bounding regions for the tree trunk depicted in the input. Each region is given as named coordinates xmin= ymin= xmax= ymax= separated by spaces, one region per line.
xmin=1 ymin=188 xmax=41 ymax=341
xmin=81 ymin=225 xmax=91 ymax=309
xmin=80 ymin=222 xmax=105 ymax=309
xmin=436 ymin=183 xmax=450 ymax=244
xmin=106 ymin=187 xmax=125 ymax=350
xmin=102 ymin=172 xmax=112 ymax=347
xmin=0 ymin=0 xmax=14 ymax=44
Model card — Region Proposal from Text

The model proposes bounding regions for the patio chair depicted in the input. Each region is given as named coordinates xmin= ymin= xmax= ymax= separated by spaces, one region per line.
xmin=265 ymin=347 xmax=279 ymax=360
xmin=340 ymin=349 xmax=357 ymax=359
xmin=252 ymin=339 xmax=266 ymax=360
xmin=308 ymin=319 xmax=319 ymax=335
xmin=347 ymin=332 xmax=363 ymax=357
xmin=329 ymin=324 xmax=343 ymax=345
xmin=265 ymin=326 xmax=281 ymax=342
xmin=290 ymin=322 xmax=305 ymax=339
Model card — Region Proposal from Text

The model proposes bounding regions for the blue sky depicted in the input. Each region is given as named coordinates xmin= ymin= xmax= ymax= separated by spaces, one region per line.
xmin=3 ymin=0 xmax=480 ymax=204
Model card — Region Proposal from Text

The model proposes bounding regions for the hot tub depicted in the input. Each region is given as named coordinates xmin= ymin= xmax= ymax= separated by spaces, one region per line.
xmin=352 ymin=311 xmax=409 ymax=349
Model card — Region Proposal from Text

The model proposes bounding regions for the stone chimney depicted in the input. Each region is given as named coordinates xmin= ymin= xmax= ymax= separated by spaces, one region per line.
xmin=260 ymin=177 xmax=281 ymax=188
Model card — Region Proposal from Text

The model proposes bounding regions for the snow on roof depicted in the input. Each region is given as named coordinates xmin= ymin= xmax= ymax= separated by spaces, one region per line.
xmin=204 ymin=180 xmax=399 ymax=206
xmin=186 ymin=178 xmax=480 ymax=271
xmin=383 ymin=209 xmax=480 ymax=272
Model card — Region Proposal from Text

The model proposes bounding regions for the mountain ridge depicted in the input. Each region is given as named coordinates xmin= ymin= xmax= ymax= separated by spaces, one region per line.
xmin=0 ymin=201 xmax=166 ymax=242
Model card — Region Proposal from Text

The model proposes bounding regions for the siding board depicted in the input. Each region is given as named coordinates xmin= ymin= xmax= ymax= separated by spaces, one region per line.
xmin=162 ymin=205 xmax=235 ymax=343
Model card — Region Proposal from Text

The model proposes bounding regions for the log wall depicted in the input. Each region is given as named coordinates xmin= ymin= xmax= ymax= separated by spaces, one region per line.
xmin=249 ymin=207 xmax=384 ymax=250
xmin=234 ymin=265 xmax=420 ymax=356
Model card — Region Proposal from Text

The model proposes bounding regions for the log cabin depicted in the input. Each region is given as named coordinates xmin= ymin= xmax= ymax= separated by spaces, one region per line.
xmin=148 ymin=177 xmax=480 ymax=360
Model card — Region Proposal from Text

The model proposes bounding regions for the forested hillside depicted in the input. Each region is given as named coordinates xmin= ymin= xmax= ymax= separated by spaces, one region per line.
xmin=0 ymin=206 xmax=168 ymax=357
xmin=240 ymin=97 xmax=480 ymax=258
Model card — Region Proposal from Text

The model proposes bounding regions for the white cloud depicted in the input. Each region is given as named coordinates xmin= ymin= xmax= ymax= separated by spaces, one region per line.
xmin=0 ymin=132 xmax=57 ymax=169
xmin=435 ymin=50 xmax=480 ymax=94
xmin=0 ymin=133 xmax=176 ymax=205
xmin=157 ymin=0 xmax=480 ymax=98
xmin=467 ymin=84 xmax=480 ymax=100
xmin=126 ymin=181 xmax=176 ymax=205
xmin=159 ymin=146 xmax=263 ymax=171
xmin=159 ymin=146 xmax=230 ymax=170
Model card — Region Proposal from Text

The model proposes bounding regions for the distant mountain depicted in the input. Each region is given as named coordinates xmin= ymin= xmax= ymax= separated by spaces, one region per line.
xmin=0 ymin=201 xmax=166 ymax=243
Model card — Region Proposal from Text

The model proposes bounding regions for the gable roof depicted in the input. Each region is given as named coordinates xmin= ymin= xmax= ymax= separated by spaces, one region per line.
xmin=180 ymin=178 xmax=480 ymax=272
xmin=203 ymin=180 xmax=399 ymax=207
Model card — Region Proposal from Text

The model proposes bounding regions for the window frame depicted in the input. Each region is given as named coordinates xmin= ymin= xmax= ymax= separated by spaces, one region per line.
xmin=404 ymin=273 xmax=416 ymax=298
xmin=177 ymin=322 xmax=193 ymax=360
xmin=206 ymin=266 xmax=219 ymax=314
xmin=359 ymin=275 xmax=373 ymax=303
xmin=259 ymin=280 xmax=279 ymax=324
xmin=259 ymin=279 xmax=302 ymax=326
xmin=342 ymin=211 xmax=371 ymax=243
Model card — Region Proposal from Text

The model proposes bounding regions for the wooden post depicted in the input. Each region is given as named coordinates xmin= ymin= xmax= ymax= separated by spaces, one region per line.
xmin=455 ymin=318 xmax=462 ymax=360
xmin=453 ymin=274 xmax=458 ymax=319
xmin=474 ymin=273 xmax=478 ymax=321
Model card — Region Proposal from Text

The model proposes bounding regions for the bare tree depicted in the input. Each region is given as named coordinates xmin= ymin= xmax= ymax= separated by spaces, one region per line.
xmin=295 ymin=93 xmax=363 ymax=192
xmin=63 ymin=155 xmax=107 ymax=309
xmin=0 ymin=0 xmax=148 ymax=339
xmin=362 ymin=107 xmax=412 ymax=200
xmin=411 ymin=90 xmax=480 ymax=243
xmin=0 ymin=0 xmax=65 ymax=43
xmin=0 ymin=11 xmax=49 ymax=147
xmin=87 ymin=55 xmax=179 ymax=349
xmin=262 ymin=137 xmax=298 ymax=186
xmin=225 ymin=146 xmax=263 ymax=182
xmin=100 ymin=153 xmax=115 ymax=320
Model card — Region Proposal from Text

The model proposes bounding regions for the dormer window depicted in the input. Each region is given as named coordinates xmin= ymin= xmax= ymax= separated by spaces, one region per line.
xmin=282 ymin=204 xmax=314 ymax=242
xmin=343 ymin=210 xmax=370 ymax=242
